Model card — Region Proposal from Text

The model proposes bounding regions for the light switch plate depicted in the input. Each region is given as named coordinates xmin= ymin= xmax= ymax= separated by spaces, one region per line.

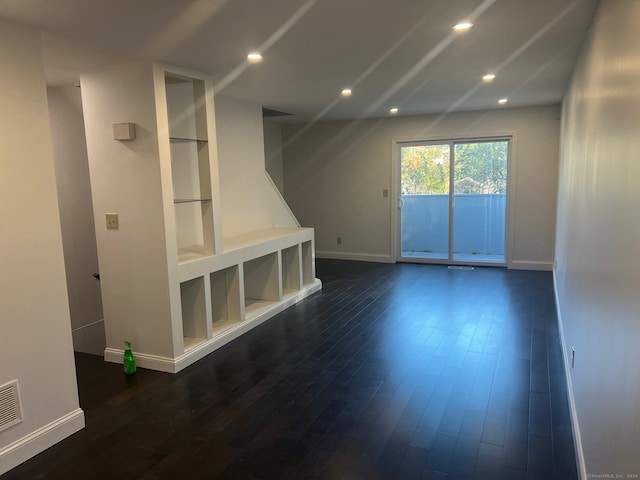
xmin=105 ymin=213 xmax=119 ymax=230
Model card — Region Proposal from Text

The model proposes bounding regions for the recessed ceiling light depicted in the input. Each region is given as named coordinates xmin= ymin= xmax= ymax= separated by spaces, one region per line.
xmin=247 ymin=52 xmax=263 ymax=63
xmin=482 ymin=73 xmax=496 ymax=82
xmin=453 ymin=22 xmax=473 ymax=31
xmin=498 ymin=98 xmax=508 ymax=104
xmin=341 ymin=88 xmax=352 ymax=97
xmin=389 ymin=107 xmax=399 ymax=115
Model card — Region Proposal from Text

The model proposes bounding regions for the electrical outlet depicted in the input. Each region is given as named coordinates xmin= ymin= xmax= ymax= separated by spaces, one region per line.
xmin=105 ymin=213 xmax=119 ymax=230
xmin=337 ymin=236 xmax=342 ymax=245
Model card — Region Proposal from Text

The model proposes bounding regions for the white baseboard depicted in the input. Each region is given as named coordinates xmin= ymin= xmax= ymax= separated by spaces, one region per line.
xmin=105 ymin=280 xmax=322 ymax=374
xmin=509 ymin=259 xmax=553 ymax=271
xmin=553 ymin=272 xmax=587 ymax=480
xmin=0 ymin=409 xmax=85 ymax=475
xmin=316 ymin=251 xmax=394 ymax=263
xmin=104 ymin=348 xmax=177 ymax=373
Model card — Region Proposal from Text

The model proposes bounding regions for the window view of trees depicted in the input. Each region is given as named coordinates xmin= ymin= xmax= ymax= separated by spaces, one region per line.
xmin=401 ymin=141 xmax=507 ymax=194
xmin=401 ymin=144 xmax=450 ymax=194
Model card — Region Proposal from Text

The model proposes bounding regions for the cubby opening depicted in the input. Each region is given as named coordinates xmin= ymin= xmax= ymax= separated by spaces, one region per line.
xmin=210 ymin=265 xmax=242 ymax=335
xmin=166 ymin=74 xmax=214 ymax=261
xmin=170 ymin=140 xmax=211 ymax=201
xmin=165 ymin=74 xmax=208 ymax=140
xmin=282 ymin=245 xmax=301 ymax=295
xmin=180 ymin=276 xmax=208 ymax=350
xmin=174 ymin=201 xmax=213 ymax=261
xmin=301 ymin=241 xmax=314 ymax=286
xmin=243 ymin=252 xmax=280 ymax=316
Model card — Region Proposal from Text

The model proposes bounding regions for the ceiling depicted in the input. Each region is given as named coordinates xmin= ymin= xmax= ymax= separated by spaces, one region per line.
xmin=0 ymin=0 xmax=600 ymax=122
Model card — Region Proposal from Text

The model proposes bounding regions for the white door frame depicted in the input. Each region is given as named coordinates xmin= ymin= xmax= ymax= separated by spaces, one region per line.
xmin=390 ymin=133 xmax=516 ymax=267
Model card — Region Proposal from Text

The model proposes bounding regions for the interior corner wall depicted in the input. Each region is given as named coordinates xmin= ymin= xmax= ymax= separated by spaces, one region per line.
xmin=282 ymin=105 xmax=560 ymax=266
xmin=47 ymin=86 xmax=105 ymax=356
xmin=214 ymin=95 xmax=299 ymax=240
xmin=0 ymin=21 xmax=84 ymax=475
xmin=263 ymin=120 xmax=285 ymax=194
xmin=555 ymin=0 xmax=640 ymax=476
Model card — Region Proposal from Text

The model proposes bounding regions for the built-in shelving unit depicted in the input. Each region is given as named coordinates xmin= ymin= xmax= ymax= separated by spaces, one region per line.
xmin=174 ymin=227 xmax=320 ymax=358
xmin=95 ymin=62 xmax=321 ymax=374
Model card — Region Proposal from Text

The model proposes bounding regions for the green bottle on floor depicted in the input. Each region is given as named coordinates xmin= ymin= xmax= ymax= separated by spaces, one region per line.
xmin=123 ymin=340 xmax=136 ymax=375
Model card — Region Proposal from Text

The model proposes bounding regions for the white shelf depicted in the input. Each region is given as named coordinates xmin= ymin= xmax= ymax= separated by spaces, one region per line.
xmin=282 ymin=245 xmax=301 ymax=294
xmin=243 ymin=252 xmax=281 ymax=308
xmin=302 ymin=240 xmax=315 ymax=286
xmin=224 ymin=227 xmax=304 ymax=252
xmin=180 ymin=277 xmax=208 ymax=350
xmin=210 ymin=265 xmax=241 ymax=333
xmin=211 ymin=318 xmax=242 ymax=335
xmin=244 ymin=298 xmax=278 ymax=320
xmin=184 ymin=336 xmax=205 ymax=351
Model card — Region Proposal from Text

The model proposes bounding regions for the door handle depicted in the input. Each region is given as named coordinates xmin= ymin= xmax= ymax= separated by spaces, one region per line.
xmin=398 ymin=198 xmax=404 ymax=209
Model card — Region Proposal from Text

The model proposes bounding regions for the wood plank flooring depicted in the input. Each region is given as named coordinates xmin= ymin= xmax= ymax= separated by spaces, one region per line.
xmin=3 ymin=260 xmax=578 ymax=479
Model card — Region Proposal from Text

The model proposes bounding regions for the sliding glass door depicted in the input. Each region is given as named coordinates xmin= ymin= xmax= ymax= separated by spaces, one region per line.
xmin=399 ymin=138 xmax=509 ymax=265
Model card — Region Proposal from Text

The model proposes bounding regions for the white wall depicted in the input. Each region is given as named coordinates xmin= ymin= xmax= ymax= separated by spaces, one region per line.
xmin=47 ymin=86 xmax=105 ymax=355
xmin=263 ymin=120 xmax=285 ymax=194
xmin=556 ymin=0 xmax=640 ymax=476
xmin=81 ymin=61 xmax=175 ymax=359
xmin=282 ymin=105 xmax=560 ymax=268
xmin=215 ymin=96 xmax=298 ymax=240
xmin=0 ymin=21 xmax=84 ymax=474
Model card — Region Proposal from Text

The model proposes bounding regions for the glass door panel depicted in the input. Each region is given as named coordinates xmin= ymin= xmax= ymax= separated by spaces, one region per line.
xmin=452 ymin=141 xmax=508 ymax=263
xmin=400 ymin=144 xmax=450 ymax=259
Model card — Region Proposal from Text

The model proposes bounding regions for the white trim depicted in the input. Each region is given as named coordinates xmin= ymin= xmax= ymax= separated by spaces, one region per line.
xmin=505 ymin=134 xmax=518 ymax=267
xmin=0 ymin=409 xmax=85 ymax=475
xmin=71 ymin=318 xmax=104 ymax=333
xmin=509 ymin=260 xmax=553 ymax=271
xmin=104 ymin=280 xmax=322 ymax=373
xmin=104 ymin=349 xmax=177 ymax=373
xmin=264 ymin=171 xmax=300 ymax=227
xmin=391 ymin=134 xmax=516 ymax=264
xmin=390 ymin=138 xmax=399 ymax=261
xmin=553 ymin=273 xmax=586 ymax=480
xmin=316 ymin=251 xmax=394 ymax=264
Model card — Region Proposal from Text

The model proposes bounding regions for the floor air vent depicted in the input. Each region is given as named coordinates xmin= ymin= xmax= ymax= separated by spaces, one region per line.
xmin=448 ymin=266 xmax=475 ymax=270
xmin=0 ymin=380 xmax=23 ymax=432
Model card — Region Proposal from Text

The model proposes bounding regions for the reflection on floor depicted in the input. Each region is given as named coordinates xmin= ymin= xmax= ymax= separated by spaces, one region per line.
xmin=402 ymin=251 xmax=505 ymax=264
xmin=3 ymin=260 xmax=577 ymax=479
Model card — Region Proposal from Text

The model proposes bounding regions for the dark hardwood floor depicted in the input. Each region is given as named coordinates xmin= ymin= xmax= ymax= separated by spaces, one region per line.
xmin=3 ymin=260 xmax=578 ymax=479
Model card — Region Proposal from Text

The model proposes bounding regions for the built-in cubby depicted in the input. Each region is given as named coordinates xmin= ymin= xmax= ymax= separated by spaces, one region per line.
xmin=282 ymin=245 xmax=301 ymax=295
xmin=243 ymin=252 xmax=281 ymax=317
xmin=180 ymin=276 xmax=208 ymax=351
xmin=165 ymin=74 xmax=215 ymax=262
xmin=210 ymin=265 xmax=242 ymax=334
